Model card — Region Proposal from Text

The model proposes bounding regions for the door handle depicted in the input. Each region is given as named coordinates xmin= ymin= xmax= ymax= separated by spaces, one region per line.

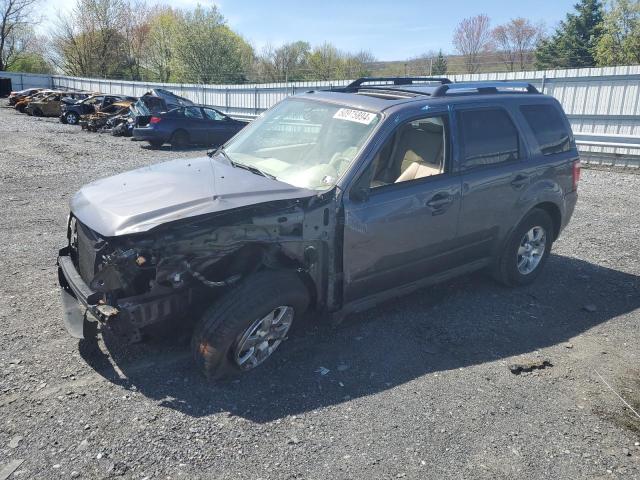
xmin=426 ymin=193 xmax=453 ymax=212
xmin=510 ymin=174 xmax=530 ymax=189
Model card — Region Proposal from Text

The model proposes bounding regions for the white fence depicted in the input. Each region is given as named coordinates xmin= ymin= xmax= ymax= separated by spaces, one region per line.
xmin=2 ymin=66 xmax=640 ymax=166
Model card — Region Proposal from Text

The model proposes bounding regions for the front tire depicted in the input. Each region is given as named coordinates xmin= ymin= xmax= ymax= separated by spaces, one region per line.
xmin=65 ymin=111 xmax=79 ymax=125
xmin=170 ymin=130 xmax=189 ymax=148
xmin=494 ymin=208 xmax=554 ymax=287
xmin=191 ymin=271 xmax=310 ymax=380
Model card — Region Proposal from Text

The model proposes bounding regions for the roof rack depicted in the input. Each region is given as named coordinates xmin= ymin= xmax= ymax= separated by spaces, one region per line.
xmin=335 ymin=76 xmax=451 ymax=92
xmin=431 ymin=81 xmax=539 ymax=97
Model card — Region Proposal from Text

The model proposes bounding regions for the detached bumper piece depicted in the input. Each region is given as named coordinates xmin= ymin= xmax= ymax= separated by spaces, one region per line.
xmin=57 ymin=248 xmax=191 ymax=343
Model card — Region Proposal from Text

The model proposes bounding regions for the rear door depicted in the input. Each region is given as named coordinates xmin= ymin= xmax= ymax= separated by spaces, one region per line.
xmin=453 ymin=104 xmax=532 ymax=260
xmin=342 ymin=112 xmax=463 ymax=303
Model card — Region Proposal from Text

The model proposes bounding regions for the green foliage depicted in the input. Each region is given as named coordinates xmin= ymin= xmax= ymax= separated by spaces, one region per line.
xmin=432 ymin=50 xmax=448 ymax=74
xmin=171 ymin=6 xmax=254 ymax=83
xmin=536 ymin=0 xmax=605 ymax=69
xmin=595 ymin=0 xmax=640 ymax=66
xmin=6 ymin=52 xmax=52 ymax=73
xmin=144 ymin=8 xmax=178 ymax=82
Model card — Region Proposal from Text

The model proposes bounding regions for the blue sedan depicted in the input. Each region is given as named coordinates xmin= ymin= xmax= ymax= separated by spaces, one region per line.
xmin=133 ymin=105 xmax=247 ymax=148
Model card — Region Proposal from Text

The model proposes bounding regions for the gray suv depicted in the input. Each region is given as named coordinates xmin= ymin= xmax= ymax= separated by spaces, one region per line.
xmin=58 ymin=77 xmax=579 ymax=379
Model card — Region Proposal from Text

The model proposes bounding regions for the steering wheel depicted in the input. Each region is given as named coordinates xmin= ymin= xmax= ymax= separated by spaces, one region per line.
xmin=329 ymin=152 xmax=354 ymax=174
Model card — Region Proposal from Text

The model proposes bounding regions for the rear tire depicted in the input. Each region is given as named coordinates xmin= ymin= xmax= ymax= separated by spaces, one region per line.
xmin=170 ymin=130 xmax=189 ymax=148
xmin=191 ymin=270 xmax=310 ymax=380
xmin=493 ymin=208 xmax=554 ymax=287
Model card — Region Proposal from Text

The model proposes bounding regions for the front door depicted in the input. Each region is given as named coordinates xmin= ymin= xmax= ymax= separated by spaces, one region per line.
xmin=183 ymin=106 xmax=208 ymax=144
xmin=342 ymin=113 xmax=462 ymax=303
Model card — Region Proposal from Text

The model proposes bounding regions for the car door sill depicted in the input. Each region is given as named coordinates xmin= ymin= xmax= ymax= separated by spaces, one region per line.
xmin=336 ymin=258 xmax=491 ymax=319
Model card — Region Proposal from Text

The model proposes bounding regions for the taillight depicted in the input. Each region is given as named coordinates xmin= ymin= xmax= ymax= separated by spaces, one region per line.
xmin=150 ymin=116 xmax=161 ymax=124
xmin=572 ymin=160 xmax=581 ymax=191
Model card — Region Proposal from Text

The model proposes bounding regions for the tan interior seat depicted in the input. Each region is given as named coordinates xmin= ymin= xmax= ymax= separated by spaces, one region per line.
xmin=395 ymin=161 xmax=442 ymax=182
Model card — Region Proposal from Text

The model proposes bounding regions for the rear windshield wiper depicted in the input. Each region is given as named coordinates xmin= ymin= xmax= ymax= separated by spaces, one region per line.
xmin=208 ymin=147 xmax=276 ymax=180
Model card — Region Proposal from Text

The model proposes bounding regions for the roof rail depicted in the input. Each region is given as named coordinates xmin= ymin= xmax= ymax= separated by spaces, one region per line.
xmin=431 ymin=81 xmax=539 ymax=97
xmin=337 ymin=76 xmax=451 ymax=92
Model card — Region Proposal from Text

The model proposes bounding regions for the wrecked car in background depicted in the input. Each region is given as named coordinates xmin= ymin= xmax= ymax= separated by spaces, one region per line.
xmin=25 ymin=91 xmax=89 ymax=117
xmin=61 ymin=94 xmax=137 ymax=125
xmin=14 ymin=90 xmax=56 ymax=113
xmin=8 ymin=88 xmax=42 ymax=106
xmin=133 ymin=105 xmax=246 ymax=148
xmin=112 ymin=88 xmax=195 ymax=138
xmin=79 ymin=101 xmax=134 ymax=132
xmin=58 ymin=77 xmax=579 ymax=380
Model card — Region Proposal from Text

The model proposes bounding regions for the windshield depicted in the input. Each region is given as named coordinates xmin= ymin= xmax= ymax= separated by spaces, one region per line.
xmin=222 ymin=98 xmax=380 ymax=190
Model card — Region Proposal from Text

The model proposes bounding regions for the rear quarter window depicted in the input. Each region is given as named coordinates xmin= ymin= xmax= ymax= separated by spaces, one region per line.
xmin=457 ymin=108 xmax=520 ymax=169
xmin=520 ymin=104 xmax=572 ymax=156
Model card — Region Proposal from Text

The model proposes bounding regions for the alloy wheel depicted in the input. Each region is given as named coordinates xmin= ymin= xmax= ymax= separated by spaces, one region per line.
xmin=517 ymin=226 xmax=546 ymax=275
xmin=233 ymin=306 xmax=294 ymax=370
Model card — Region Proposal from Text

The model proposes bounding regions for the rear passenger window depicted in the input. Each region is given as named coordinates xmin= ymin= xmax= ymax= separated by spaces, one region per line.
xmin=457 ymin=108 xmax=520 ymax=169
xmin=520 ymin=104 xmax=572 ymax=156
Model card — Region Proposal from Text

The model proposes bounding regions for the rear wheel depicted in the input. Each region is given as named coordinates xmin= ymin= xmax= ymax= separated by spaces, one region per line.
xmin=494 ymin=208 xmax=554 ymax=286
xmin=65 ymin=111 xmax=79 ymax=125
xmin=191 ymin=270 xmax=309 ymax=380
xmin=170 ymin=130 xmax=189 ymax=148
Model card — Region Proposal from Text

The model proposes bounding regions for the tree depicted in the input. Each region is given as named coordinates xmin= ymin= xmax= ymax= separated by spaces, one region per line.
xmin=307 ymin=42 xmax=345 ymax=80
xmin=144 ymin=7 xmax=177 ymax=82
xmin=536 ymin=0 xmax=604 ymax=69
xmin=171 ymin=6 xmax=254 ymax=83
xmin=121 ymin=0 xmax=153 ymax=80
xmin=0 ymin=0 xmax=39 ymax=71
xmin=343 ymin=50 xmax=375 ymax=78
xmin=493 ymin=18 xmax=545 ymax=71
xmin=595 ymin=0 xmax=640 ymax=66
xmin=50 ymin=0 xmax=130 ymax=77
xmin=7 ymin=30 xmax=51 ymax=72
xmin=254 ymin=40 xmax=311 ymax=82
xmin=453 ymin=14 xmax=493 ymax=73
xmin=432 ymin=50 xmax=448 ymax=75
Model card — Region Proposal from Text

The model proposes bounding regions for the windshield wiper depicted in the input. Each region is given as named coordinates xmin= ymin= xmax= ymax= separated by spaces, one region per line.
xmin=208 ymin=147 xmax=276 ymax=180
xmin=232 ymin=162 xmax=277 ymax=180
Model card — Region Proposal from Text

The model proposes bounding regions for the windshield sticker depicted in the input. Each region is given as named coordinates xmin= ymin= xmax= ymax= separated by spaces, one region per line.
xmin=333 ymin=108 xmax=377 ymax=125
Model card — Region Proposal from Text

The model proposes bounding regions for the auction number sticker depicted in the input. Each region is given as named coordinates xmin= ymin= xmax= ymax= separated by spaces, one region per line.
xmin=333 ymin=108 xmax=377 ymax=125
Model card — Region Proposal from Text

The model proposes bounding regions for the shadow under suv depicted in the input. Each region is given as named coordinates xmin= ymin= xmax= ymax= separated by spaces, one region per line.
xmin=57 ymin=77 xmax=579 ymax=379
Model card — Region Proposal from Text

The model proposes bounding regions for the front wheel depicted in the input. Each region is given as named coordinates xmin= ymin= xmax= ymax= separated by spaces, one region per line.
xmin=191 ymin=271 xmax=310 ymax=380
xmin=170 ymin=130 xmax=189 ymax=148
xmin=494 ymin=208 xmax=554 ymax=287
xmin=65 ymin=111 xmax=79 ymax=125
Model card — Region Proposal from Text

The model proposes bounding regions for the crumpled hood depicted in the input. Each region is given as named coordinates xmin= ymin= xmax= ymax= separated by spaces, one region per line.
xmin=71 ymin=156 xmax=315 ymax=237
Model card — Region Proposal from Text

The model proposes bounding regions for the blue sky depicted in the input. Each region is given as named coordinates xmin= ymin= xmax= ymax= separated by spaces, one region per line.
xmin=45 ymin=0 xmax=578 ymax=60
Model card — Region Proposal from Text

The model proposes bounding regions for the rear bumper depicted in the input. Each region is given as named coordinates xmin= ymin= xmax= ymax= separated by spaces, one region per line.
xmin=561 ymin=190 xmax=578 ymax=233
xmin=132 ymin=127 xmax=167 ymax=143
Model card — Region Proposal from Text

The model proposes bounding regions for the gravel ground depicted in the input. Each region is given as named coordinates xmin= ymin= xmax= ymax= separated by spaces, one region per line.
xmin=0 ymin=102 xmax=639 ymax=480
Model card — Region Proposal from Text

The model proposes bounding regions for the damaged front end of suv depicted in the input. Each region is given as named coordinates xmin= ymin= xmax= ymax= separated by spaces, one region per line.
xmin=58 ymin=159 xmax=335 ymax=344
xmin=58 ymin=95 xmax=379 ymax=378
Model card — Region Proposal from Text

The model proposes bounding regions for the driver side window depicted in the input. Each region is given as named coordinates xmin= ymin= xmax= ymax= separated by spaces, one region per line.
xmin=369 ymin=115 xmax=449 ymax=188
